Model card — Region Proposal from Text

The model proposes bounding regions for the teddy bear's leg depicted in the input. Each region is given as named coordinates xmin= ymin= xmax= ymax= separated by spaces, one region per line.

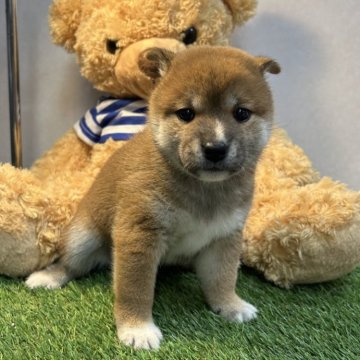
xmin=242 ymin=177 xmax=360 ymax=287
xmin=0 ymin=130 xmax=99 ymax=279
xmin=240 ymin=128 xmax=360 ymax=287
xmin=0 ymin=164 xmax=57 ymax=277
xmin=0 ymin=223 xmax=42 ymax=278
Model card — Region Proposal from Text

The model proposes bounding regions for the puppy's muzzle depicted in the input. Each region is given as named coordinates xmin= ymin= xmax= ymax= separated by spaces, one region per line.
xmin=202 ymin=141 xmax=229 ymax=163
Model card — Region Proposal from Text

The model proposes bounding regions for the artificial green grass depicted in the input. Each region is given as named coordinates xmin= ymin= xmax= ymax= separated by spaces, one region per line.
xmin=0 ymin=266 xmax=359 ymax=360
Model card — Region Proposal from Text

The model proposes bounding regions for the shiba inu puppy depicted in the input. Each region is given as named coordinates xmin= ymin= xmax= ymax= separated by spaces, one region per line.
xmin=26 ymin=46 xmax=280 ymax=350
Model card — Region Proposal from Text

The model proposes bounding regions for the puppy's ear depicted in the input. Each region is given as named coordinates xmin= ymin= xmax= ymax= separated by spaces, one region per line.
xmin=256 ymin=57 xmax=281 ymax=75
xmin=138 ymin=48 xmax=175 ymax=81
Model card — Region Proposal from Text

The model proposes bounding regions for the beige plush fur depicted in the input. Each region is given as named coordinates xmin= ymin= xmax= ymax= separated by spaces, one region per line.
xmin=0 ymin=0 xmax=359 ymax=287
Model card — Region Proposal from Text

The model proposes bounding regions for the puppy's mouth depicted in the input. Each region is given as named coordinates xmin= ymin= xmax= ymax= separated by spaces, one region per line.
xmin=201 ymin=162 xmax=230 ymax=171
xmin=177 ymin=147 xmax=244 ymax=182
xmin=197 ymin=169 xmax=232 ymax=182
xmin=182 ymin=163 xmax=242 ymax=182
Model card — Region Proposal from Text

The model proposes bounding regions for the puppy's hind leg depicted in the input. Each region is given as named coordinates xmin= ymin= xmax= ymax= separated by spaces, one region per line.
xmin=25 ymin=262 xmax=72 ymax=290
xmin=26 ymin=214 xmax=110 ymax=289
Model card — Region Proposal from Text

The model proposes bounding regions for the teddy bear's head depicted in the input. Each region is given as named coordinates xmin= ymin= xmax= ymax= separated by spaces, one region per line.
xmin=49 ymin=0 xmax=257 ymax=99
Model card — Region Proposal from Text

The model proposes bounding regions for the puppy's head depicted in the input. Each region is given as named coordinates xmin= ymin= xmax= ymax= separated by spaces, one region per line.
xmin=139 ymin=46 xmax=280 ymax=182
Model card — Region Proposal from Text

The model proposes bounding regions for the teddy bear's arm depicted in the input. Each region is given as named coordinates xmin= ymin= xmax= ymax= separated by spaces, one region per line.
xmin=259 ymin=128 xmax=320 ymax=188
xmin=31 ymin=129 xmax=91 ymax=182
xmin=0 ymin=163 xmax=56 ymax=277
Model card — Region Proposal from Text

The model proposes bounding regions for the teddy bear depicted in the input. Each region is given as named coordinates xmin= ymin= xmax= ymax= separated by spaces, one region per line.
xmin=0 ymin=0 xmax=359 ymax=288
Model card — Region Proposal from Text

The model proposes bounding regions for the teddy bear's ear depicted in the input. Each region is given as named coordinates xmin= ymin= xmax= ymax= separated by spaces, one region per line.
xmin=222 ymin=0 xmax=257 ymax=26
xmin=256 ymin=57 xmax=281 ymax=75
xmin=138 ymin=48 xmax=175 ymax=80
xmin=48 ymin=0 xmax=82 ymax=52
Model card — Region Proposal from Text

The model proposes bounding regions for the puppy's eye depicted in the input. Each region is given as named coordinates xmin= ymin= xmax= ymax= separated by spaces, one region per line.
xmin=175 ymin=108 xmax=195 ymax=122
xmin=106 ymin=39 xmax=119 ymax=54
xmin=181 ymin=27 xmax=198 ymax=45
xmin=233 ymin=107 xmax=252 ymax=123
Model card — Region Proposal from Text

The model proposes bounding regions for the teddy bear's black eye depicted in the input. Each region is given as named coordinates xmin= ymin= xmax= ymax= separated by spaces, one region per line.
xmin=181 ymin=27 xmax=198 ymax=45
xmin=233 ymin=107 xmax=252 ymax=123
xmin=106 ymin=39 xmax=119 ymax=54
xmin=175 ymin=108 xmax=195 ymax=122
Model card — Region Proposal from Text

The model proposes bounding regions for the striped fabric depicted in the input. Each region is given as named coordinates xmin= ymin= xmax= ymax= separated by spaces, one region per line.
xmin=74 ymin=97 xmax=147 ymax=146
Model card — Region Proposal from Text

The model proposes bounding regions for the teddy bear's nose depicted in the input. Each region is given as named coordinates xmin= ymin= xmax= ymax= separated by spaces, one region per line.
xmin=202 ymin=142 xmax=229 ymax=163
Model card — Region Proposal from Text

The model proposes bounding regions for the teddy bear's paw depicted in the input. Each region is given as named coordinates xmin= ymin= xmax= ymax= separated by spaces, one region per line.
xmin=25 ymin=265 xmax=70 ymax=290
xmin=214 ymin=298 xmax=258 ymax=323
xmin=117 ymin=322 xmax=163 ymax=350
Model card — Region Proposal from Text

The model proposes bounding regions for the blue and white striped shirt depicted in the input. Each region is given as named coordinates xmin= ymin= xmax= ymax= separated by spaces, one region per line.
xmin=74 ymin=97 xmax=147 ymax=146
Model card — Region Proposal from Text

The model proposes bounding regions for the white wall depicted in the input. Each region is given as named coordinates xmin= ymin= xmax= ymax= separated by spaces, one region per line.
xmin=0 ymin=0 xmax=359 ymax=189
xmin=234 ymin=0 xmax=360 ymax=189
xmin=0 ymin=0 xmax=98 ymax=166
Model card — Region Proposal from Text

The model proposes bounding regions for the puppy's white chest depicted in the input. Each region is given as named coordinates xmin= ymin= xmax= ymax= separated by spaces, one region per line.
xmin=161 ymin=209 xmax=245 ymax=264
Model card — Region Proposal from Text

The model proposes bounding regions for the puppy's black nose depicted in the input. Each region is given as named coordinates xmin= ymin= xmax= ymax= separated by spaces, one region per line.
xmin=202 ymin=142 xmax=228 ymax=163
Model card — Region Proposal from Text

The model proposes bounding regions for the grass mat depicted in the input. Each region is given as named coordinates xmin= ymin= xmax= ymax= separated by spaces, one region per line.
xmin=0 ymin=266 xmax=359 ymax=360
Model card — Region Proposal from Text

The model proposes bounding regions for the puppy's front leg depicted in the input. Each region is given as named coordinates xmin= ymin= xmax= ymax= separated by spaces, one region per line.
xmin=112 ymin=216 xmax=163 ymax=350
xmin=194 ymin=235 xmax=257 ymax=323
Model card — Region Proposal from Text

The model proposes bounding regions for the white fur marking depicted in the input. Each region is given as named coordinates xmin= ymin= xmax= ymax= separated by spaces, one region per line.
xmin=162 ymin=208 xmax=246 ymax=264
xmin=64 ymin=224 xmax=110 ymax=274
xmin=153 ymin=123 xmax=169 ymax=149
xmin=117 ymin=322 xmax=163 ymax=350
xmin=191 ymin=95 xmax=203 ymax=109
xmin=227 ymin=142 xmax=237 ymax=161
xmin=215 ymin=120 xmax=226 ymax=143
xmin=159 ymin=67 xmax=167 ymax=78
xmin=26 ymin=222 xmax=110 ymax=290
xmin=233 ymin=301 xmax=258 ymax=323
xmin=26 ymin=264 xmax=69 ymax=289
xmin=254 ymin=115 xmax=272 ymax=148
xmin=198 ymin=170 xmax=230 ymax=182
xmin=224 ymin=95 xmax=238 ymax=109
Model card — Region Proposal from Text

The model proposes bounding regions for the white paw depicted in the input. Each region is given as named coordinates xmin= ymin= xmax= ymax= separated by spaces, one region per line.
xmin=233 ymin=301 xmax=258 ymax=323
xmin=117 ymin=322 xmax=163 ymax=350
xmin=215 ymin=298 xmax=258 ymax=323
xmin=25 ymin=269 xmax=64 ymax=289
